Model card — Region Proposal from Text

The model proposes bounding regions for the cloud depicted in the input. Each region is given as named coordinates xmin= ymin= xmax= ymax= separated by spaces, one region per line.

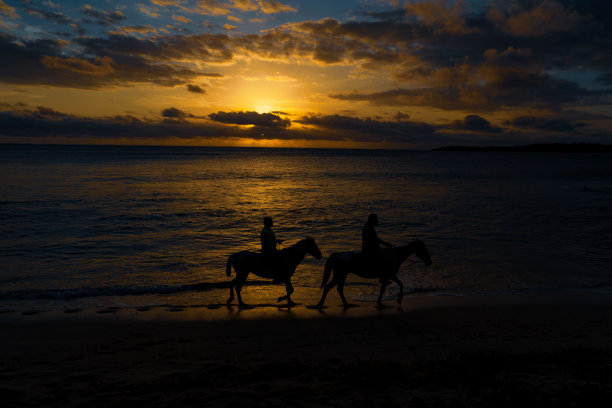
xmin=0 ymin=1 xmax=19 ymax=19
xmin=41 ymin=55 xmax=116 ymax=76
xmin=497 ymin=0 xmax=587 ymax=37
xmin=0 ymin=105 xmax=296 ymax=142
xmin=137 ymin=4 xmax=161 ymax=18
xmin=230 ymin=0 xmax=258 ymax=12
xmin=297 ymin=114 xmax=435 ymax=142
xmin=172 ymin=15 xmax=193 ymax=24
xmin=504 ymin=116 xmax=580 ymax=132
xmin=404 ymin=0 xmax=469 ymax=34
xmin=150 ymin=0 xmax=184 ymax=6
xmin=186 ymin=84 xmax=206 ymax=93
xmin=258 ymin=1 xmax=297 ymax=14
xmin=195 ymin=0 xmax=232 ymax=15
xmin=2 ymin=0 xmax=612 ymax=122
xmin=82 ymin=5 xmax=125 ymax=26
xmin=119 ymin=25 xmax=159 ymax=35
xmin=446 ymin=115 xmax=503 ymax=133
xmin=209 ymin=110 xmax=291 ymax=128
xmin=3 ymin=104 xmax=607 ymax=147
xmin=0 ymin=33 xmax=223 ymax=89
xmin=161 ymin=107 xmax=192 ymax=118
xmin=22 ymin=2 xmax=71 ymax=24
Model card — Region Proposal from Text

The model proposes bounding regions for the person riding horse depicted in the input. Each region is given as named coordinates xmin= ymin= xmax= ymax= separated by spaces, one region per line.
xmin=362 ymin=214 xmax=393 ymax=284
xmin=261 ymin=216 xmax=286 ymax=280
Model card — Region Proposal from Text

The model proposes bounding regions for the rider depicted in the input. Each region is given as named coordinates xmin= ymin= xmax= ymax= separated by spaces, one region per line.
xmin=362 ymin=213 xmax=393 ymax=284
xmin=261 ymin=216 xmax=285 ymax=278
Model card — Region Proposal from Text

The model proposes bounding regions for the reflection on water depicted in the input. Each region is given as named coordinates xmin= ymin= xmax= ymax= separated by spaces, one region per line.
xmin=1 ymin=145 xmax=612 ymax=311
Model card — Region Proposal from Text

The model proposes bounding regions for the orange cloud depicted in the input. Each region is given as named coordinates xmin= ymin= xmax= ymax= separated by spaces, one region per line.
xmin=195 ymin=0 xmax=232 ymax=15
xmin=403 ymin=0 xmax=469 ymax=34
xmin=230 ymin=0 xmax=258 ymax=12
xmin=499 ymin=0 xmax=586 ymax=36
xmin=172 ymin=14 xmax=193 ymax=23
xmin=120 ymin=25 xmax=159 ymax=34
xmin=41 ymin=55 xmax=116 ymax=76
xmin=0 ymin=0 xmax=19 ymax=19
xmin=258 ymin=0 xmax=296 ymax=14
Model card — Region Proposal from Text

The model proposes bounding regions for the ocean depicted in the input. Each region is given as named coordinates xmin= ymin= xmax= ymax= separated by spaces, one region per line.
xmin=1 ymin=144 xmax=611 ymax=313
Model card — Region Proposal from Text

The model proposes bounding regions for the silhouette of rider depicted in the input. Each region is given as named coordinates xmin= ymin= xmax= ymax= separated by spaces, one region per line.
xmin=362 ymin=214 xmax=393 ymax=283
xmin=261 ymin=216 xmax=285 ymax=278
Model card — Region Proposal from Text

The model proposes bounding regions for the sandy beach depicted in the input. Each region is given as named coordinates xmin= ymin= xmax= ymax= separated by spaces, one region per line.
xmin=2 ymin=292 xmax=612 ymax=407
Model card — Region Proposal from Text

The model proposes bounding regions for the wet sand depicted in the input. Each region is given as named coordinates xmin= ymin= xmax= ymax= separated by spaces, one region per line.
xmin=2 ymin=292 xmax=612 ymax=407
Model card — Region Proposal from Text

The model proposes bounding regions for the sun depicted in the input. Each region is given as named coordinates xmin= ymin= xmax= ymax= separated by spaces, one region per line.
xmin=253 ymin=104 xmax=272 ymax=113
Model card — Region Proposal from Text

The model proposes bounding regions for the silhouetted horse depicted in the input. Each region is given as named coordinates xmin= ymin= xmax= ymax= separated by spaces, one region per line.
xmin=226 ymin=237 xmax=322 ymax=308
xmin=316 ymin=239 xmax=432 ymax=308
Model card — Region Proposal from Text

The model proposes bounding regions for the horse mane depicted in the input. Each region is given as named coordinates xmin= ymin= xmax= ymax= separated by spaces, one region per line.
xmin=281 ymin=236 xmax=312 ymax=252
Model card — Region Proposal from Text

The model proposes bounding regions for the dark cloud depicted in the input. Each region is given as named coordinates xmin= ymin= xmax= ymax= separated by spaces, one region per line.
xmin=186 ymin=84 xmax=206 ymax=94
xmin=22 ymin=3 xmax=71 ymax=24
xmin=81 ymin=5 xmax=125 ymax=26
xmin=2 ymin=104 xmax=606 ymax=147
xmin=0 ymin=105 xmax=300 ymax=142
xmin=161 ymin=107 xmax=192 ymax=118
xmin=446 ymin=115 xmax=503 ymax=133
xmin=504 ymin=116 xmax=580 ymax=132
xmin=297 ymin=114 xmax=435 ymax=142
xmin=0 ymin=33 xmax=222 ymax=89
xmin=208 ymin=111 xmax=291 ymax=128
xmin=75 ymin=34 xmax=234 ymax=64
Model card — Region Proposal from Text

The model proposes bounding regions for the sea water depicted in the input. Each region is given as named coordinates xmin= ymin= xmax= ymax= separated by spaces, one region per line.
xmin=1 ymin=144 xmax=611 ymax=312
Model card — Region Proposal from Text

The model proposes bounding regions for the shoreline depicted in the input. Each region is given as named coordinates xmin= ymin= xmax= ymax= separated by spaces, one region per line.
xmin=4 ymin=291 xmax=612 ymax=407
xmin=2 ymin=289 xmax=612 ymax=322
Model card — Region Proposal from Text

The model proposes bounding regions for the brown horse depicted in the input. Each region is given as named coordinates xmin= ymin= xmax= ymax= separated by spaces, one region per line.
xmin=316 ymin=239 xmax=432 ymax=308
xmin=226 ymin=237 xmax=322 ymax=308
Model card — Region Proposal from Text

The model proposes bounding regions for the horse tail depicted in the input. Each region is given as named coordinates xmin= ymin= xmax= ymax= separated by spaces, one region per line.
xmin=226 ymin=254 xmax=234 ymax=277
xmin=320 ymin=255 xmax=334 ymax=289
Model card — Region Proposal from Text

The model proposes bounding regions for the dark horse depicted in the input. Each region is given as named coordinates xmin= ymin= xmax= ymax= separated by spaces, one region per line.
xmin=226 ymin=237 xmax=322 ymax=308
xmin=316 ymin=239 xmax=432 ymax=308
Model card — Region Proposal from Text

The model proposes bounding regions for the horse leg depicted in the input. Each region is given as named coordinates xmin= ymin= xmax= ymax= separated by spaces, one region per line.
xmin=316 ymin=274 xmax=340 ymax=308
xmin=279 ymin=280 xmax=297 ymax=307
xmin=235 ymin=272 xmax=249 ymax=308
xmin=226 ymin=277 xmax=236 ymax=305
xmin=390 ymin=275 xmax=403 ymax=305
xmin=376 ymin=282 xmax=388 ymax=307
xmin=337 ymin=274 xmax=356 ymax=308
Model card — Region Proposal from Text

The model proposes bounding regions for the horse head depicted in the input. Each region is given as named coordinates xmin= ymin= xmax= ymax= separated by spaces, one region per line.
xmin=304 ymin=236 xmax=323 ymax=259
xmin=413 ymin=239 xmax=432 ymax=266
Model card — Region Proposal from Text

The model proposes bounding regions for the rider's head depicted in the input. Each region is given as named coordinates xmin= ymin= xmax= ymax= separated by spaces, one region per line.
xmin=263 ymin=216 xmax=273 ymax=227
xmin=368 ymin=213 xmax=378 ymax=226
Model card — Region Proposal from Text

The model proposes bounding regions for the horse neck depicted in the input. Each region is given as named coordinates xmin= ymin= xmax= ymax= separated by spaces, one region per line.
xmin=392 ymin=243 xmax=416 ymax=264
xmin=283 ymin=240 xmax=308 ymax=267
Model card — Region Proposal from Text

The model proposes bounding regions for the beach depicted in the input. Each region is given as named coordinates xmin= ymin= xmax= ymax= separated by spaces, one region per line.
xmin=3 ymin=292 xmax=612 ymax=407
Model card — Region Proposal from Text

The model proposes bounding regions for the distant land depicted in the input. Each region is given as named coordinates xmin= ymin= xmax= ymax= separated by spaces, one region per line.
xmin=432 ymin=143 xmax=612 ymax=153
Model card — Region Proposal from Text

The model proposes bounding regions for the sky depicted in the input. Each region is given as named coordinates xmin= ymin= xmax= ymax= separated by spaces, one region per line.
xmin=1 ymin=0 xmax=612 ymax=149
